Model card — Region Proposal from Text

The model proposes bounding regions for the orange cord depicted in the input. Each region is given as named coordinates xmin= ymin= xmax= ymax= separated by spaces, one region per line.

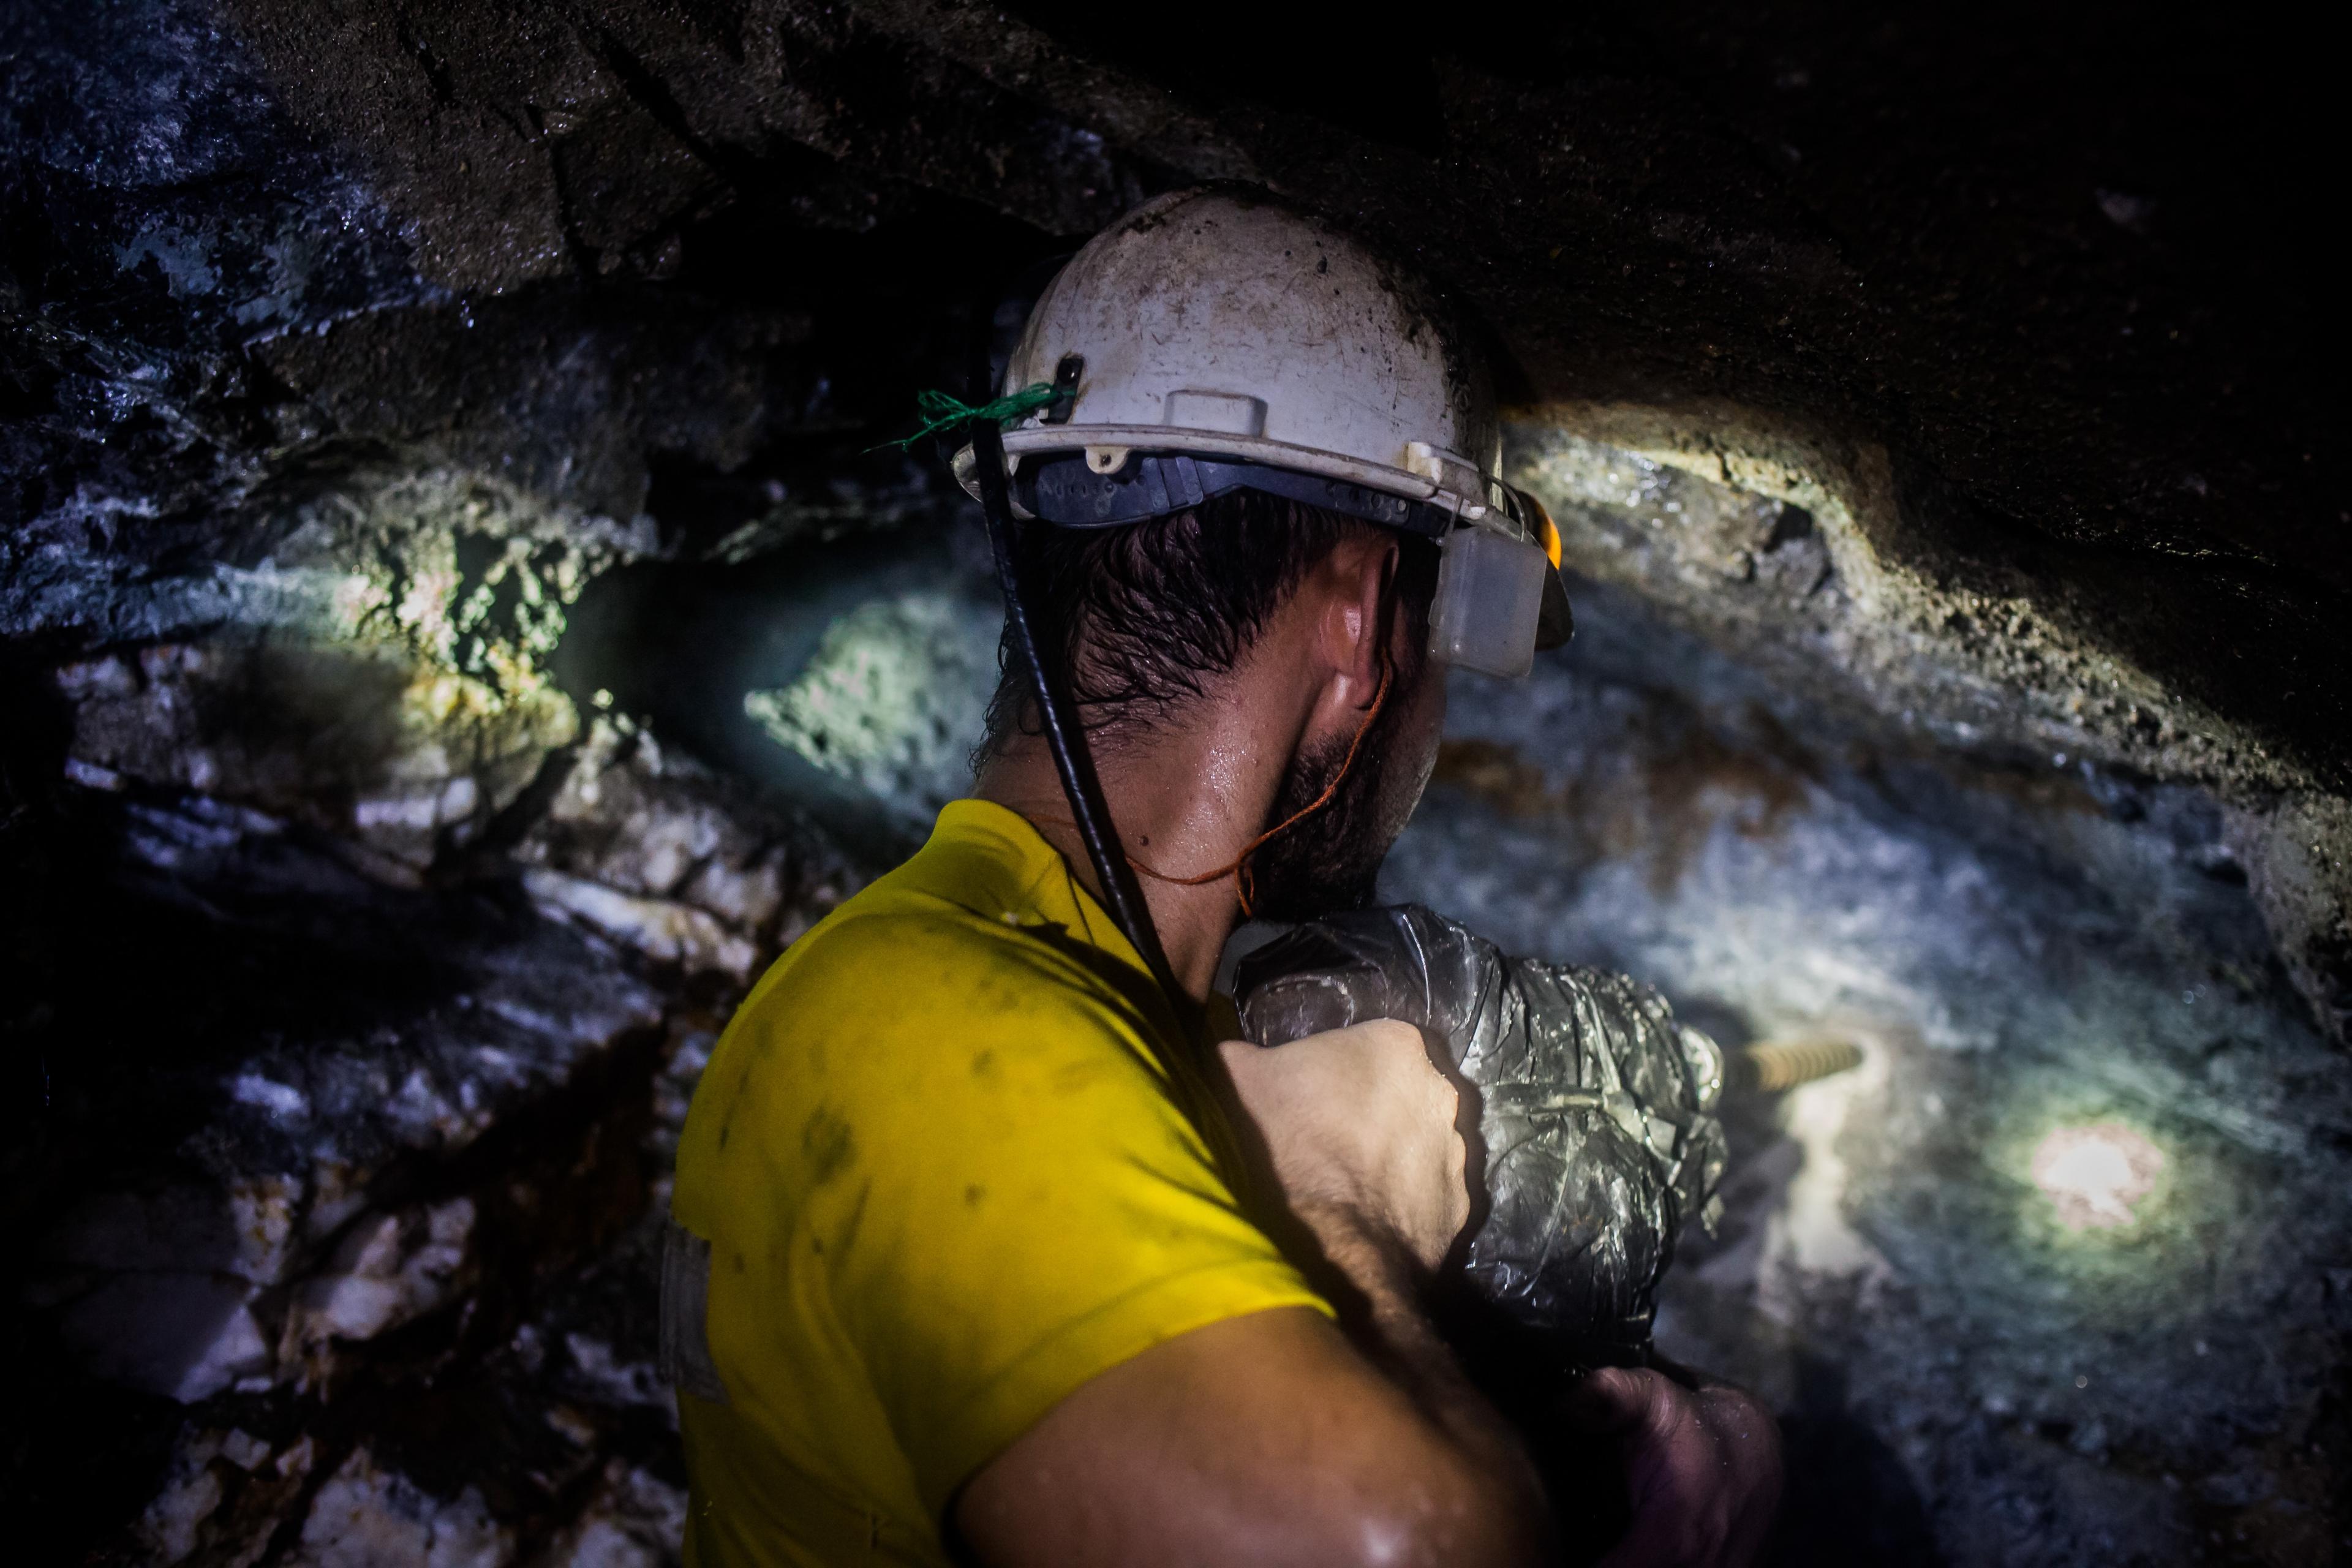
xmin=1038 ymin=655 xmax=1393 ymax=918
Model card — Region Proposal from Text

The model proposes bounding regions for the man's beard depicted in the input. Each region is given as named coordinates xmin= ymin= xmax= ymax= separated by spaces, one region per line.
xmin=1246 ymin=664 xmax=1428 ymax=923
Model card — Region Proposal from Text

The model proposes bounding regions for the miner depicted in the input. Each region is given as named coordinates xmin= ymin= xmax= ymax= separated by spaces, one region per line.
xmin=666 ymin=188 xmax=1782 ymax=1566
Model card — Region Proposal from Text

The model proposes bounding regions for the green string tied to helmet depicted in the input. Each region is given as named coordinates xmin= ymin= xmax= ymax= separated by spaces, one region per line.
xmin=870 ymin=381 xmax=1065 ymax=453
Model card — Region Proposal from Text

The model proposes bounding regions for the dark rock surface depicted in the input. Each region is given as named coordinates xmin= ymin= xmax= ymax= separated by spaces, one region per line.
xmin=5 ymin=2 xmax=2347 ymax=1564
xmin=3 ymin=752 xmax=816 ymax=1561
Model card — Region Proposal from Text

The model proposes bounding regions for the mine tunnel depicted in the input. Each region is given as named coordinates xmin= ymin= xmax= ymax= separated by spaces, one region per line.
xmin=4 ymin=2 xmax=2348 ymax=1565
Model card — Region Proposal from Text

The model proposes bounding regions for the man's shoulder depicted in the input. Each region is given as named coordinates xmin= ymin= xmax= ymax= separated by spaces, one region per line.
xmin=678 ymin=807 xmax=1187 ymax=1187
xmin=677 ymin=880 xmax=1183 ymax=1196
xmin=747 ymin=810 xmax=1154 ymax=1031
xmin=761 ymin=889 xmax=1113 ymax=1020
xmin=721 ymin=875 xmax=1164 ymax=1098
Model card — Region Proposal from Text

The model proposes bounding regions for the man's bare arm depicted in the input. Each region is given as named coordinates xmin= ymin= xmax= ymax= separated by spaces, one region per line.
xmin=956 ymin=1303 xmax=1549 ymax=1568
xmin=956 ymin=1022 xmax=1552 ymax=1568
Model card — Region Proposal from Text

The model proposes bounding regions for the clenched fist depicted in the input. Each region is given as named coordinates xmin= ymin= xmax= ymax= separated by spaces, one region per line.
xmin=1219 ymin=1020 xmax=1471 ymax=1271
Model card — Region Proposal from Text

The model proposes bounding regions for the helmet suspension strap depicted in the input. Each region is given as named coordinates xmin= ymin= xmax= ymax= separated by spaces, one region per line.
xmin=965 ymin=419 xmax=1184 ymax=1003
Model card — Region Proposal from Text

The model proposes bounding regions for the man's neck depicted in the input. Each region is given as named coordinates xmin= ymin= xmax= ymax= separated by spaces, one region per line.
xmin=973 ymin=684 xmax=1313 ymax=1003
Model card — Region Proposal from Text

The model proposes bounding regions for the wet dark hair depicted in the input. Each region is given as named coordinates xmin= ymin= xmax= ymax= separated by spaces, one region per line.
xmin=980 ymin=486 xmax=1439 ymax=751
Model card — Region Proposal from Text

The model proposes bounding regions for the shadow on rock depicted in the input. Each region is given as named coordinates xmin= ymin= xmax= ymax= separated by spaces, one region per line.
xmin=1766 ymin=1355 xmax=1943 ymax=1568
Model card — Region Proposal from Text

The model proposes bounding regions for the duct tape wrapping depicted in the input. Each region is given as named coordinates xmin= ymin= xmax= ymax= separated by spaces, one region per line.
xmin=1234 ymin=905 xmax=1727 ymax=1354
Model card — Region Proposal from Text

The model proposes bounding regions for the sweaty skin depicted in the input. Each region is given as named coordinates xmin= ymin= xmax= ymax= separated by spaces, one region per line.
xmin=980 ymin=533 xmax=1444 ymax=1001
xmin=968 ymin=532 xmax=1779 ymax=1567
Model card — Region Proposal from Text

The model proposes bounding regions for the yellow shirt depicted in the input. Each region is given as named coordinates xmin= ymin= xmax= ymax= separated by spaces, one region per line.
xmin=670 ymin=799 xmax=1329 ymax=1567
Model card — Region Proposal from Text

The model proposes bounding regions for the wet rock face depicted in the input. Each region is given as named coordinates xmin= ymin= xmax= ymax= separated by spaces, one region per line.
xmin=4 ymin=2 xmax=2347 ymax=1566
xmin=1501 ymin=407 xmax=2352 ymax=1052
xmin=1385 ymin=578 xmax=2352 ymax=1562
xmin=518 ymin=714 xmax=856 ymax=981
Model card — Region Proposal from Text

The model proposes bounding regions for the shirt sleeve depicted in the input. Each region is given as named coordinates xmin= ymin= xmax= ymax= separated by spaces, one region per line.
xmin=756 ymin=912 xmax=1330 ymax=1519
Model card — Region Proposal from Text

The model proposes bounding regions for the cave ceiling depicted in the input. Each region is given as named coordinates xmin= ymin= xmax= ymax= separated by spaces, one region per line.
xmin=213 ymin=0 xmax=2350 ymax=778
xmin=9 ymin=0 xmax=2346 ymax=1026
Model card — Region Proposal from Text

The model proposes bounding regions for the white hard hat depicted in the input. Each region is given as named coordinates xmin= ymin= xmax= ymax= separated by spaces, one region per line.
xmin=959 ymin=187 xmax=1570 ymax=677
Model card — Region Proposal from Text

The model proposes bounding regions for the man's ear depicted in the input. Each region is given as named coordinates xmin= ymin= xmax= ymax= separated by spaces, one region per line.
xmin=1318 ymin=532 xmax=1401 ymax=706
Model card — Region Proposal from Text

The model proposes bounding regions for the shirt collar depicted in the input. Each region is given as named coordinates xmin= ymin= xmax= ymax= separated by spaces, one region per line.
xmin=923 ymin=798 xmax=1159 ymax=989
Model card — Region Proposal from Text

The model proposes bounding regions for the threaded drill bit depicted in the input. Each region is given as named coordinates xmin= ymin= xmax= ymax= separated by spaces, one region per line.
xmin=1729 ymin=1036 xmax=1864 ymax=1094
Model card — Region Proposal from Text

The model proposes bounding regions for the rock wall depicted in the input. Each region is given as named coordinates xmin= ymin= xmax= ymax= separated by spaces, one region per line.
xmin=1389 ymin=575 xmax=2352 ymax=1564
xmin=6 ymin=2 xmax=2346 ymax=1564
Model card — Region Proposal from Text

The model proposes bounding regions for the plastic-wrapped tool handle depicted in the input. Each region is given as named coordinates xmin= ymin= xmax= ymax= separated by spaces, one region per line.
xmin=1235 ymin=906 xmax=1727 ymax=1354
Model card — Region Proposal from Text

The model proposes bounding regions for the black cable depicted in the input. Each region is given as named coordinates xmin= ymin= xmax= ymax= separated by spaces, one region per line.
xmin=966 ymin=421 xmax=1182 ymax=1003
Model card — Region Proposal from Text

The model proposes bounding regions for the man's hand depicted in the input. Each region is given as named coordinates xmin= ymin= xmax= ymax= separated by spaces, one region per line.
xmin=1217 ymin=1021 xmax=1773 ymax=1568
xmin=1218 ymin=1019 xmax=1470 ymax=1270
xmin=1567 ymin=1366 xmax=1782 ymax=1568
